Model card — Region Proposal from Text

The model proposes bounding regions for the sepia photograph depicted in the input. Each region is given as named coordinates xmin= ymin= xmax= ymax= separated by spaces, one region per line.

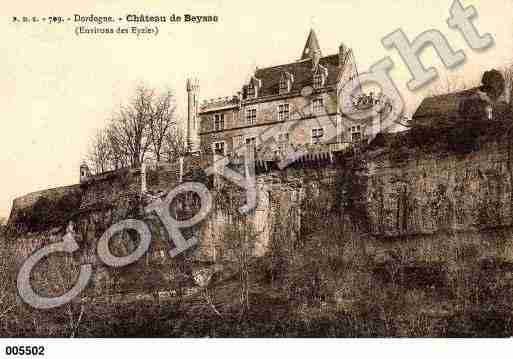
xmin=2 ymin=0 xmax=513 ymax=354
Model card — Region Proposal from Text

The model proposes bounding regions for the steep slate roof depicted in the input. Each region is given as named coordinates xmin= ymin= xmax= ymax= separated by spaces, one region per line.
xmin=244 ymin=54 xmax=340 ymax=99
xmin=301 ymin=29 xmax=322 ymax=60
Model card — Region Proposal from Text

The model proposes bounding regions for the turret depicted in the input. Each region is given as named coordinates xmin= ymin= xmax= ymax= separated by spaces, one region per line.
xmin=80 ymin=162 xmax=91 ymax=183
xmin=186 ymin=78 xmax=200 ymax=153
xmin=300 ymin=29 xmax=322 ymax=60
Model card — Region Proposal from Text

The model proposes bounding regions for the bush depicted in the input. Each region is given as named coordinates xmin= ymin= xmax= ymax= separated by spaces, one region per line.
xmin=447 ymin=124 xmax=480 ymax=154
xmin=14 ymin=190 xmax=82 ymax=233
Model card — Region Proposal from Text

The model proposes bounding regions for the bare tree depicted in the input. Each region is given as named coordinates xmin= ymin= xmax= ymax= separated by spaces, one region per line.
xmin=147 ymin=89 xmax=177 ymax=162
xmin=221 ymin=216 xmax=258 ymax=316
xmin=108 ymin=87 xmax=153 ymax=167
xmin=29 ymin=225 xmax=91 ymax=337
xmin=162 ymin=127 xmax=186 ymax=163
xmin=87 ymin=86 xmax=185 ymax=173
xmin=46 ymin=254 xmax=88 ymax=337
xmin=105 ymin=123 xmax=129 ymax=170
xmin=87 ymin=129 xmax=112 ymax=175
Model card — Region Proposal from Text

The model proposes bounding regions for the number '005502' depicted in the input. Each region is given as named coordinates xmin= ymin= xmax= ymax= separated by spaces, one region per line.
xmin=5 ymin=345 xmax=45 ymax=356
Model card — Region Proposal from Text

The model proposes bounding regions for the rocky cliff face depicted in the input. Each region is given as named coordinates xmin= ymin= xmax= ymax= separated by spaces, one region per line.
xmin=342 ymin=136 xmax=513 ymax=278
xmin=367 ymin=139 xmax=513 ymax=238
xmin=7 ymin=123 xmax=513 ymax=303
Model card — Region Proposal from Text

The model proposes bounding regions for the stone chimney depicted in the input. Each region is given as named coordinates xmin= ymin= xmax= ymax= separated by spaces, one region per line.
xmin=312 ymin=50 xmax=321 ymax=70
xmin=339 ymin=43 xmax=348 ymax=67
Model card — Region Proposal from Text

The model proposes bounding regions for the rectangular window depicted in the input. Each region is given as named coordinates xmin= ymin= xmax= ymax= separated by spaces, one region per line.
xmin=246 ymin=108 xmax=257 ymax=125
xmin=276 ymin=133 xmax=290 ymax=153
xmin=212 ymin=141 xmax=225 ymax=155
xmin=311 ymin=128 xmax=324 ymax=144
xmin=313 ymin=74 xmax=323 ymax=89
xmin=279 ymin=79 xmax=289 ymax=94
xmin=247 ymin=85 xmax=256 ymax=98
xmin=214 ymin=114 xmax=225 ymax=131
xmin=278 ymin=104 xmax=290 ymax=121
xmin=245 ymin=137 xmax=257 ymax=148
xmin=313 ymin=98 xmax=324 ymax=113
xmin=350 ymin=125 xmax=362 ymax=143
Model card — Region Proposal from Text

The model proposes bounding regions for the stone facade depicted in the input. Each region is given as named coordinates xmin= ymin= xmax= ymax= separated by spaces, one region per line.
xmin=193 ymin=30 xmax=383 ymax=159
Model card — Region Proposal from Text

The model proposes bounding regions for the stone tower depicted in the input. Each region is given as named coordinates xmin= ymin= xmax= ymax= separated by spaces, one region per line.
xmin=80 ymin=162 xmax=91 ymax=183
xmin=186 ymin=78 xmax=200 ymax=153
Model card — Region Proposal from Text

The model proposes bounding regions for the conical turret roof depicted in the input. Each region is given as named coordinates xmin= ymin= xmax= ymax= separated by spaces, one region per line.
xmin=300 ymin=29 xmax=322 ymax=60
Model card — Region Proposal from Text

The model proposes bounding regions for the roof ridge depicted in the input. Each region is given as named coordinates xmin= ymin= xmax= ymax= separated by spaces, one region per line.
xmin=254 ymin=53 xmax=338 ymax=73
xmin=423 ymin=87 xmax=480 ymax=100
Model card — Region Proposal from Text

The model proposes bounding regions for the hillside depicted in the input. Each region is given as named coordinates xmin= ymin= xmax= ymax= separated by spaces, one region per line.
xmin=4 ymin=116 xmax=513 ymax=337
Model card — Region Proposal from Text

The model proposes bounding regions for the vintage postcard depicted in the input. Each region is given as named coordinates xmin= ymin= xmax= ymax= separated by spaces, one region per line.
xmin=1 ymin=0 xmax=513 ymax=355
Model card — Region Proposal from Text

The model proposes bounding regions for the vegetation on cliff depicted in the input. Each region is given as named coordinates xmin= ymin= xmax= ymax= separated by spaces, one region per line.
xmin=9 ymin=190 xmax=83 ymax=235
xmin=4 ymin=89 xmax=513 ymax=336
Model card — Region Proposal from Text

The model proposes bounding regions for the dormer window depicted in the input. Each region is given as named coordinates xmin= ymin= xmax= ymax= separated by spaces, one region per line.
xmin=313 ymin=73 xmax=323 ymax=89
xmin=247 ymin=85 xmax=256 ymax=98
xmin=313 ymin=64 xmax=328 ymax=89
xmin=247 ymin=76 xmax=262 ymax=99
xmin=279 ymin=78 xmax=288 ymax=94
xmin=279 ymin=71 xmax=293 ymax=95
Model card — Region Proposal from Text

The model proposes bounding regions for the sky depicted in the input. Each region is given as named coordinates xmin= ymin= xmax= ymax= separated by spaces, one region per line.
xmin=1 ymin=0 xmax=512 ymax=217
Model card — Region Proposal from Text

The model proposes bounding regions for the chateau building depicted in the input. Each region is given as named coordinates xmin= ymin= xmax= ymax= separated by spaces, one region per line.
xmin=186 ymin=29 xmax=384 ymax=158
